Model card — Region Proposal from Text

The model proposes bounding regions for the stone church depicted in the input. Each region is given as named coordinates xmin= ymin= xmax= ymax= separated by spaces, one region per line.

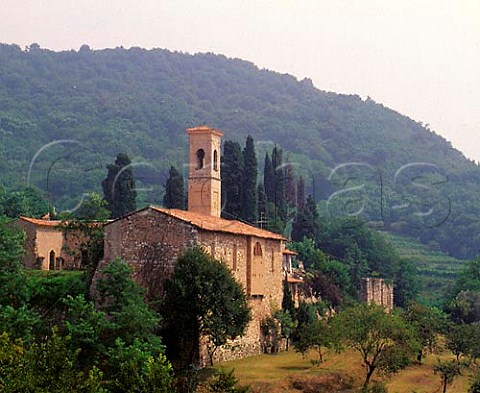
xmin=98 ymin=126 xmax=299 ymax=364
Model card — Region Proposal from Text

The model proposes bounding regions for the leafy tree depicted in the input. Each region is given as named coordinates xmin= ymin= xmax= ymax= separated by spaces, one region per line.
xmin=434 ymin=360 xmax=461 ymax=393
xmin=445 ymin=323 xmax=477 ymax=361
xmin=452 ymin=257 xmax=480 ymax=295
xmin=332 ymin=303 xmax=419 ymax=389
xmin=294 ymin=319 xmax=332 ymax=364
xmin=241 ymin=135 xmax=257 ymax=223
xmin=469 ymin=372 xmax=480 ymax=393
xmin=163 ymin=165 xmax=185 ymax=210
xmin=0 ymin=330 xmax=105 ymax=393
xmin=163 ymin=248 xmax=251 ymax=366
xmin=106 ymin=339 xmax=174 ymax=393
xmin=62 ymin=295 xmax=109 ymax=368
xmin=393 ymin=258 xmax=419 ymax=308
xmin=73 ymin=192 xmax=110 ymax=221
xmin=295 ymin=301 xmax=317 ymax=327
xmin=404 ymin=302 xmax=446 ymax=363
xmin=274 ymin=310 xmax=296 ymax=351
xmin=449 ymin=290 xmax=480 ymax=324
xmin=102 ymin=153 xmax=137 ymax=219
xmin=221 ymin=141 xmax=244 ymax=219
xmin=0 ymin=218 xmax=38 ymax=341
xmin=1 ymin=187 xmax=50 ymax=218
xmin=95 ymin=258 xmax=163 ymax=350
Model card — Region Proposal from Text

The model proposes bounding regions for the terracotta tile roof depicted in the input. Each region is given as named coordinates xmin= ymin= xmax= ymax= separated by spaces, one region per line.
xmin=149 ymin=206 xmax=286 ymax=240
xmin=283 ymin=249 xmax=298 ymax=255
xmin=286 ymin=276 xmax=303 ymax=284
xmin=18 ymin=216 xmax=105 ymax=228
xmin=18 ymin=216 xmax=63 ymax=227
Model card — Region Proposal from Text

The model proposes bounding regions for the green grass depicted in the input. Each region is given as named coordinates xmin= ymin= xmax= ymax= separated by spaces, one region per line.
xmin=382 ymin=232 xmax=466 ymax=304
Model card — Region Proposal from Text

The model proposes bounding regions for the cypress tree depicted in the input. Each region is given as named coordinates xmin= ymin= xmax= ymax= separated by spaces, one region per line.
xmin=241 ymin=135 xmax=258 ymax=223
xmin=282 ymin=278 xmax=296 ymax=319
xmin=272 ymin=146 xmax=286 ymax=221
xmin=264 ymin=152 xmax=275 ymax=204
xmin=163 ymin=165 xmax=185 ymax=209
xmin=102 ymin=153 xmax=136 ymax=219
xmin=284 ymin=158 xmax=296 ymax=208
xmin=292 ymin=194 xmax=319 ymax=242
xmin=221 ymin=141 xmax=244 ymax=219
xmin=297 ymin=176 xmax=306 ymax=210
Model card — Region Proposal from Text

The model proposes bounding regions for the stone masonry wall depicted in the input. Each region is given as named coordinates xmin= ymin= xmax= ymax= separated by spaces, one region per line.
xmin=359 ymin=277 xmax=394 ymax=311
xmin=100 ymin=208 xmax=198 ymax=296
xmin=197 ymin=231 xmax=284 ymax=365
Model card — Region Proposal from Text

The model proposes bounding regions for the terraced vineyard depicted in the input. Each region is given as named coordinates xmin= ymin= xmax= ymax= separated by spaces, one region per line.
xmin=382 ymin=232 xmax=466 ymax=305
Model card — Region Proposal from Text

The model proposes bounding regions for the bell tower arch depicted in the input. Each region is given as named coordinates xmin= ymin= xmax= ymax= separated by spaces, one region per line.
xmin=187 ymin=126 xmax=223 ymax=217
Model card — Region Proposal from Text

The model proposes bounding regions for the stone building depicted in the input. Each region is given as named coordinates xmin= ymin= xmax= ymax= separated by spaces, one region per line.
xmin=99 ymin=126 xmax=298 ymax=364
xmin=359 ymin=277 xmax=394 ymax=311
xmin=14 ymin=216 xmax=92 ymax=270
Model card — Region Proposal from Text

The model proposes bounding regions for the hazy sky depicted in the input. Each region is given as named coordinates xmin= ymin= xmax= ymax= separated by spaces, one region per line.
xmin=2 ymin=0 xmax=480 ymax=161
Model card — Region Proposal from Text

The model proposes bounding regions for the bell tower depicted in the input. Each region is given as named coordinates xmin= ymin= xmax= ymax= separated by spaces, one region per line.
xmin=187 ymin=126 xmax=223 ymax=217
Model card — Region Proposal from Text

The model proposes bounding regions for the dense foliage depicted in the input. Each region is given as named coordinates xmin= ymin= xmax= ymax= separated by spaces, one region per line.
xmin=162 ymin=247 xmax=251 ymax=367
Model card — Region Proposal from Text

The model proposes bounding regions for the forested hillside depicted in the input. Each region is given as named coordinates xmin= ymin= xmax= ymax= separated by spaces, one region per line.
xmin=1 ymin=43 xmax=479 ymax=258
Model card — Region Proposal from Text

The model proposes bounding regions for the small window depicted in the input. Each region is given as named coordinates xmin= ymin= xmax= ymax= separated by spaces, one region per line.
xmin=253 ymin=242 xmax=262 ymax=257
xmin=213 ymin=150 xmax=218 ymax=171
xmin=49 ymin=250 xmax=55 ymax=270
xmin=196 ymin=149 xmax=205 ymax=169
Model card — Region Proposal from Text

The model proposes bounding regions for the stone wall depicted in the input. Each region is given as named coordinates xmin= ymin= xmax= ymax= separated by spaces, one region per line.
xmin=359 ymin=277 xmax=394 ymax=311
xmin=197 ymin=232 xmax=284 ymax=365
xmin=100 ymin=208 xmax=198 ymax=297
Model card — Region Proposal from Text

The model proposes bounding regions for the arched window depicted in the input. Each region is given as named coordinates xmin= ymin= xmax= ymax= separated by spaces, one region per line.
xmin=196 ymin=149 xmax=205 ymax=169
xmin=213 ymin=150 xmax=218 ymax=171
xmin=253 ymin=242 xmax=263 ymax=257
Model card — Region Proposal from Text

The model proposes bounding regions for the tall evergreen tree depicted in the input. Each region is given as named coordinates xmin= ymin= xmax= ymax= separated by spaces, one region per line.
xmin=264 ymin=152 xmax=275 ymax=204
xmin=102 ymin=153 xmax=136 ymax=219
xmin=284 ymin=158 xmax=296 ymax=208
xmin=271 ymin=146 xmax=286 ymax=221
xmin=241 ymin=135 xmax=257 ymax=223
xmin=221 ymin=141 xmax=244 ymax=219
xmin=297 ymin=176 xmax=306 ymax=210
xmin=292 ymin=194 xmax=319 ymax=242
xmin=163 ymin=165 xmax=185 ymax=209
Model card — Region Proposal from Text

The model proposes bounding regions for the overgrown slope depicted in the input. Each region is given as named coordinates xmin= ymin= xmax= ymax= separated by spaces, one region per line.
xmin=1 ymin=43 xmax=479 ymax=258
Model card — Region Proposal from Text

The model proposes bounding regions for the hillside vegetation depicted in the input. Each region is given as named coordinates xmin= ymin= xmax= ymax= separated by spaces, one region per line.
xmin=1 ymin=43 xmax=480 ymax=258
xmin=383 ymin=233 xmax=465 ymax=305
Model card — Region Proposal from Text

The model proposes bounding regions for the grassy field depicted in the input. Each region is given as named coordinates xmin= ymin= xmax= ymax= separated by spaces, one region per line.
xmin=381 ymin=232 xmax=466 ymax=305
xmin=215 ymin=347 xmax=474 ymax=393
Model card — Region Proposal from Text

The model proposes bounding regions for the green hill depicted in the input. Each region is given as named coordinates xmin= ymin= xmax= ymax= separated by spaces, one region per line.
xmin=383 ymin=232 xmax=465 ymax=304
xmin=1 ymin=43 xmax=479 ymax=259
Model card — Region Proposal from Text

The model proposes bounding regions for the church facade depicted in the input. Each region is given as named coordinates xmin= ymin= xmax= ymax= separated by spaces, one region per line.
xmin=99 ymin=126 xmax=294 ymax=364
